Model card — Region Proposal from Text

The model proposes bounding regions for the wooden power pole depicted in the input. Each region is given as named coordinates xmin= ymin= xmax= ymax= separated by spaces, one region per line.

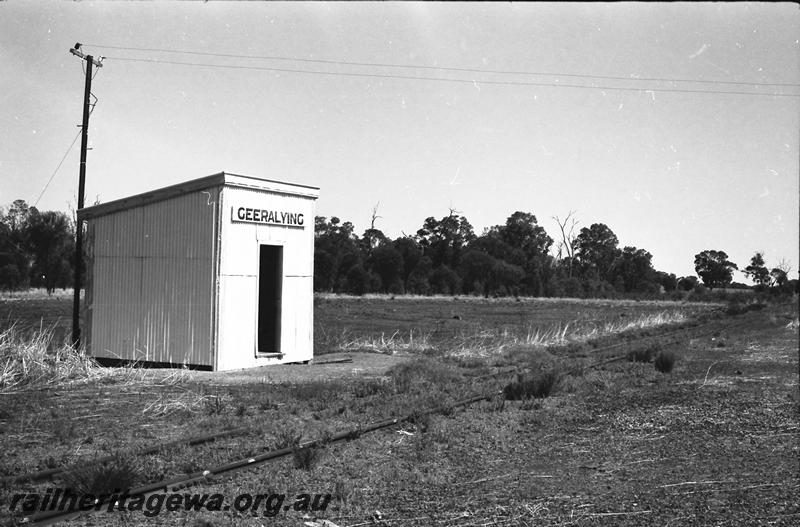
xmin=69 ymin=43 xmax=102 ymax=348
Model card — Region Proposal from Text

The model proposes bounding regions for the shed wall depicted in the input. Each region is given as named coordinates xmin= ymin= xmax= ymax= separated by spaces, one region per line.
xmin=88 ymin=189 xmax=218 ymax=366
xmin=215 ymin=185 xmax=315 ymax=370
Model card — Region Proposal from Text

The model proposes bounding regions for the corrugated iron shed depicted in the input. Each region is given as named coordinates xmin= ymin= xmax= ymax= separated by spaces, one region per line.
xmin=78 ymin=172 xmax=319 ymax=371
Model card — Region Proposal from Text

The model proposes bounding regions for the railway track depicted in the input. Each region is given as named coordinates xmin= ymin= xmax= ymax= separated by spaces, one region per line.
xmin=10 ymin=312 xmax=738 ymax=526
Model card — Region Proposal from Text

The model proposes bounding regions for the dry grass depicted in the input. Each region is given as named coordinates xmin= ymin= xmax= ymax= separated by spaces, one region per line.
xmin=0 ymin=324 xmax=98 ymax=392
xmin=0 ymin=288 xmax=73 ymax=300
xmin=0 ymin=323 xmax=197 ymax=393
xmin=448 ymin=310 xmax=688 ymax=359
xmin=315 ymin=292 xmax=720 ymax=308
xmin=141 ymin=391 xmax=231 ymax=418
xmin=0 ymin=298 xmax=690 ymax=393
xmin=386 ymin=357 xmax=463 ymax=394
xmin=336 ymin=329 xmax=436 ymax=354
xmin=0 ymin=322 xmax=198 ymax=394
xmin=583 ymin=310 xmax=688 ymax=338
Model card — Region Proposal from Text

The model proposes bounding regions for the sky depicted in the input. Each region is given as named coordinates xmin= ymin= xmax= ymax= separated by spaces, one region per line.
xmin=1 ymin=1 xmax=798 ymax=282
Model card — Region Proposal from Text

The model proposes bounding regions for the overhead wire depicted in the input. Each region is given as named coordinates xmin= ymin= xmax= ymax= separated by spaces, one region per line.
xmin=37 ymin=61 xmax=101 ymax=208
xmin=32 ymin=130 xmax=82 ymax=208
xmin=84 ymin=43 xmax=800 ymax=89
xmin=101 ymin=55 xmax=800 ymax=98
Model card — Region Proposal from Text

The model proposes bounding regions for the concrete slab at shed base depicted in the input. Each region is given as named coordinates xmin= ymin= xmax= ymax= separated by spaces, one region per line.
xmin=184 ymin=352 xmax=413 ymax=385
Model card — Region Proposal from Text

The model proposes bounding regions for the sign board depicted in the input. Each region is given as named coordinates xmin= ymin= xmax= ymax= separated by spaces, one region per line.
xmin=231 ymin=206 xmax=305 ymax=228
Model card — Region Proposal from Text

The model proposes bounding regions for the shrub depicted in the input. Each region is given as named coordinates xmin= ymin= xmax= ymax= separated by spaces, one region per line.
xmin=272 ymin=425 xmax=302 ymax=450
xmin=654 ymin=350 xmax=676 ymax=373
xmin=270 ymin=424 xmax=328 ymax=470
xmin=500 ymin=346 xmax=557 ymax=368
xmin=352 ymin=378 xmax=392 ymax=398
xmin=725 ymin=302 xmax=748 ymax=316
xmin=409 ymin=410 xmax=432 ymax=433
xmin=503 ymin=369 xmax=560 ymax=400
xmin=627 ymin=343 xmax=659 ymax=363
xmin=386 ymin=358 xmax=461 ymax=394
xmin=726 ymin=301 xmax=767 ymax=316
xmin=204 ymin=395 xmax=228 ymax=415
xmin=482 ymin=395 xmax=506 ymax=412
xmin=292 ymin=430 xmax=332 ymax=471
xmin=63 ymin=454 xmax=139 ymax=496
xmin=292 ymin=445 xmax=324 ymax=471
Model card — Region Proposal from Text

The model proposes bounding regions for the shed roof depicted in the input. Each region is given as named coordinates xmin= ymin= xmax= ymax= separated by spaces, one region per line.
xmin=77 ymin=172 xmax=319 ymax=220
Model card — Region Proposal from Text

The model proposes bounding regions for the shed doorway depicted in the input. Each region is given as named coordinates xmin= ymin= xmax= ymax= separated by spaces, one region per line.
xmin=257 ymin=244 xmax=283 ymax=355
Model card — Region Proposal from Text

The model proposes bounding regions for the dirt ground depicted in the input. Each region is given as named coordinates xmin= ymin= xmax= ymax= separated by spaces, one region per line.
xmin=195 ymin=352 xmax=411 ymax=385
xmin=1 ymin=295 xmax=797 ymax=527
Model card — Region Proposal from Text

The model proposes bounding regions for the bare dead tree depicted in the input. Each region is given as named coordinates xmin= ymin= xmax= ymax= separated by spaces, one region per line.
xmin=774 ymin=258 xmax=793 ymax=275
xmin=370 ymin=201 xmax=382 ymax=230
xmin=362 ymin=201 xmax=385 ymax=253
xmin=553 ymin=211 xmax=579 ymax=277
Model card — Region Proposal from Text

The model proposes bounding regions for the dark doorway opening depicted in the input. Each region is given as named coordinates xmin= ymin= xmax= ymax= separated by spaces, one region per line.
xmin=257 ymin=245 xmax=283 ymax=355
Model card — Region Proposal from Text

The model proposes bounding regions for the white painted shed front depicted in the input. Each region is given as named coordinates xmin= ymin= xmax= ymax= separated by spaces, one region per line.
xmin=78 ymin=172 xmax=319 ymax=371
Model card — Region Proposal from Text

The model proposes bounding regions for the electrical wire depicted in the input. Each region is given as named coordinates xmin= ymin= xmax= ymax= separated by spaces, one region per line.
xmin=89 ymin=92 xmax=99 ymax=115
xmin=35 ymin=64 xmax=99 ymax=208
xmin=85 ymin=43 xmax=800 ymax=88
xmin=33 ymin=130 xmax=82 ymax=208
xmin=81 ymin=56 xmax=103 ymax=80
xmin=103 ymin=56 xmax=800 ymax=98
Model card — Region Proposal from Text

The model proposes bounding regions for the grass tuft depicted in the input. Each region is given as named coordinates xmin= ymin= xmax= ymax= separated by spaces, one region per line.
xmin=141 ymin=391 xmax=231 ymax=418
xmin=0 ymin=324 xmax=98 ymax=391
xmin=62 ymin=453 xmax=139 ymax=496
xmin=203 ymin=395 xmax=228 ymax=416
xmin=654 ymin=350 xmax=677 ymax=373
xmin=503 ymin=369 xmax=560 ymax=400
xmin=386 ymin=358 xmax=462 ymax=394
xmin=447 ymin=310 xmax=688 ymax=359
xmin=289 ymin=429 xmax=331 ymax=471
xmin=336 ymin=329 xmax=435 ymax=354
xmin=292 ymin=444 xmax=324 ymax=471
xmin=272 ymin=424 xmax=303 ymax=451
xmin=627 ymin=342 xmax=660 ymax=363
xmin=352 ymin=377 xmax=393 ymax=398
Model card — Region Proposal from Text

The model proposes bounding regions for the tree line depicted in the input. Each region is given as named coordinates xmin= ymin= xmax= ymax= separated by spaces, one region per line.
xmin=0 ymin=200 xmax=75 ymax=292
xmin=314 ymin=210 xmax=672 ymax=297
xmin=0 ymin=199 xmax=795 ymax=297
xmin=315 ymin=208 xmax=797 ymax=297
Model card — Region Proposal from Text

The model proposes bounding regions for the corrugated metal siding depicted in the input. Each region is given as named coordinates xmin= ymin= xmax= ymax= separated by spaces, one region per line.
xmin=88 ymin=189 xmax=218 ymax=365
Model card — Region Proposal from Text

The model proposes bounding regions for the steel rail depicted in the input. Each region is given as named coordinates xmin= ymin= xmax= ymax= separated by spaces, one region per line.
xmin=7 ymin=314 xmax=727 ymax=486
xmin=18 ymin=392 xmax=501 ymax=526
xmin=14 ymin=314 xmax=737 ymax=526
xmin=5 ymin=426 xmax=253 ymax=484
